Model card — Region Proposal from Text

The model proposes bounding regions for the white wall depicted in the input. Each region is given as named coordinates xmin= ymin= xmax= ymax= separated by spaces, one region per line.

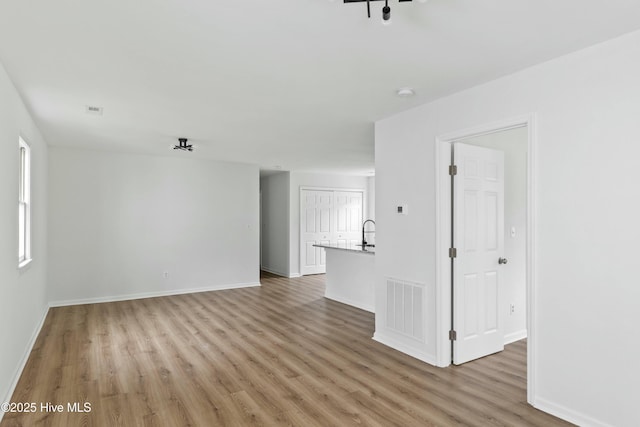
xmin=375 ymin=30 xmax=640 ymax=427
xmin=366 ymin=176 xmax=376 ymax=245
xmin=260 ymin=172 xmax=290 ymax=276
xmin=288 ymin=172 xmax=369 ymax=277
xmin=48 ymin=147 xmax=260 ymax=304
xmin=464 ymin=127 xmax=527 ymax=343
xmin=0 ymin=62 xmax=49 ymax=414
xmin=367 ymin=177 xmax=375 ymax=220
xmin=373 ymin=122 xmax=437 ymax=362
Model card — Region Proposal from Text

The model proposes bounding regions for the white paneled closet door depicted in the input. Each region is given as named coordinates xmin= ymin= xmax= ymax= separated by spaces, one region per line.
xmin=335 ymin=191 xmax=363 ymax=248
xmin=300 ymin=189 xmax=363 ymax=276
xmin=300 ymin=190 xmax=333 ymax=275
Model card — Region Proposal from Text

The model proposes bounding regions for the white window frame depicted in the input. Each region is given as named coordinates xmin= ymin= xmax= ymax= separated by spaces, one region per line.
xmin=18 ymin=137 xmax=32 ymax=268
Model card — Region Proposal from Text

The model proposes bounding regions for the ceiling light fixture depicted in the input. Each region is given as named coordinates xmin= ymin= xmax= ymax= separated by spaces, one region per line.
xmin=396 ymin=87 xmax=415 ymax=97
xmin=382 ymin=1 xmax=391 ymax=25
xmin=341 ymin=0 xmax=427 ymax=23
xmin=173 ymin=138 xmax=193 ymax=152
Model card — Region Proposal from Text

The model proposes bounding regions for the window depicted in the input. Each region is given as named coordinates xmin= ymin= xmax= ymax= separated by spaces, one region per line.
xmin=18 ymin=137 xmax=31 ymax=267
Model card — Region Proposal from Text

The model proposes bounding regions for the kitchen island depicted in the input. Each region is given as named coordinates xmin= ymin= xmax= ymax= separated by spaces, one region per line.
xmin=313 ymin=243 xmax=375 ymax=313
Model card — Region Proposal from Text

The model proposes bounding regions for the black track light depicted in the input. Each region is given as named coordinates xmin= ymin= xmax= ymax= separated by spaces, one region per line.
xmin=173 ymin=138 xmax=193 ymax=152
xmin=339 ymin=0 xmax=426 ymax=25
xmin=382 ymin=4 xmax=391 ymax=23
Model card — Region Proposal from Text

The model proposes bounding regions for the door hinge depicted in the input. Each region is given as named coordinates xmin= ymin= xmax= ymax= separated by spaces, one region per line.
xmin=449 ymin=247 xmax=457 ymax=258
xmin=449 ymin=165 xmax=458 ymax=176
xmin=449 ymin=330 xmax=457 ymax=341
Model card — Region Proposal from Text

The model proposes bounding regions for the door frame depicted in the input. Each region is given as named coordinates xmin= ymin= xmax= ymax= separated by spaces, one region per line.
xmin=299 ymin=186 xmax=366 ymax=276
xmin=434 ymin=114 xmax=537 ymax=404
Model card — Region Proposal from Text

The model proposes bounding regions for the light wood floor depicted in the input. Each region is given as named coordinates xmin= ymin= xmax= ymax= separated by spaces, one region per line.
xmin=2 ymin=272 xmax=572 ymax=427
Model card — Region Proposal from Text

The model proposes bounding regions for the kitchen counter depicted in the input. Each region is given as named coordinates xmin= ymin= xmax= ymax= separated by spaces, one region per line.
xmin=313 ymin=243 xmax=375 ymax=254
xmin=313 ymin=243 xmax=375 ymax=313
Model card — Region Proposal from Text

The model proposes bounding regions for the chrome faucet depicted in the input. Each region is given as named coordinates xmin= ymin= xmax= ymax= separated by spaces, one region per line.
xmin=362 ymin=219 xmax=376 ymax=247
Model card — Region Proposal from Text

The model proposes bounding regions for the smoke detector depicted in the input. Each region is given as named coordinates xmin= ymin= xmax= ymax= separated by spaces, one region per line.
xmin=173 ymin=138 xmax=193 ymax=152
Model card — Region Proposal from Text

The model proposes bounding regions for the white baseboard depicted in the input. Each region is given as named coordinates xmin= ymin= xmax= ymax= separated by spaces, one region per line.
xmin=534 ymin=396 xmax=613 ymax=427
xmin=260 ymin=267 xmax=302 ymax=279
xmin=260 ymin=267 xmax=290 ymax=278
xmin=372 ymin=331 xmax=437 ymax=366
xmin=504 ymin=329 xmax=528 ymax=345
xmin=48 ymin=281 xmax=261 ymax=308
xmin=325 ymin=292 xmax=374 ymax=313
xmin=0 ymin=305 xmax=49 ymax=424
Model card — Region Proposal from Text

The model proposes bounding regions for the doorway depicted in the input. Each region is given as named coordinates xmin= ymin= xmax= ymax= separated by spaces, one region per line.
xmin=435 ymin=115 xmax=537 ymax=402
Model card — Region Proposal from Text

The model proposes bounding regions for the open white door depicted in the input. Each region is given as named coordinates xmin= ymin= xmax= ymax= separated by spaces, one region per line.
xmin=453 ymin=143 xmax=505 ymax=365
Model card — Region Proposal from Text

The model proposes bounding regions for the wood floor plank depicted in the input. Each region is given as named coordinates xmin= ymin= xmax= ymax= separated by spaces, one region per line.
xmin=2 ymin=272 xmax=573 ymax=426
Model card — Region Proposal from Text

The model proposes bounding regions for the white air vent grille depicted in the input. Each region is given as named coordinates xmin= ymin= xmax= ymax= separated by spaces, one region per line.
xmin=386 ymin=278 xmax=425 ymax=342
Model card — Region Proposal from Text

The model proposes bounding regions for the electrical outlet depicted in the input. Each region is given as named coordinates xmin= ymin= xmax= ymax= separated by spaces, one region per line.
xmin=163 ymin=271 xmax=169 ymax=279
xmin=509 ymin=303 xmax=515 ymax=315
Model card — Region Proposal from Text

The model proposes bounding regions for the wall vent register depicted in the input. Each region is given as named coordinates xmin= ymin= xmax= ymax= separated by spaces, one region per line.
xmin=385 ymin=278 xmax=425 ymax=342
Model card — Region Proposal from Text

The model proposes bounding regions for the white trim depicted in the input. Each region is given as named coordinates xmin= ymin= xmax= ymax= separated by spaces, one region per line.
xmin=261 ymin=266 xmax=301 ymax=279
xmin=525 ymin=116 xmax=538 ymax=404
xmin=372 ymin=332 xmax=437 ymax=366
xmin=434 ymin=114 xmax=537 ymax=404
xmin=260 ymin=266 xmax=290 ymax=278
xmin=504 ymin=329 xmax=528 ymax=345
xmin=0 ymin=306 xmax=49 ymax=424
xmin=18 ymin=258 xmax=33 ymax=270
xmin=299 ymin=186 xmax=365 ymax=277
xmin=18 ymin=136 xmax=31 ymax=268
xmin=48 ymin=281 xmax=261 ymax=308
xmin=434 ymin=135 xmax=452 ymax=367
xmin=299 ymin=186 xmax=365 ymax=193
xmin=436 ymin=116 xmax=530 ymax=142
xmin=324 ymin=293 xmax=374 ymax=313
xmin=534 ymin=397 xmax=613 ymax=427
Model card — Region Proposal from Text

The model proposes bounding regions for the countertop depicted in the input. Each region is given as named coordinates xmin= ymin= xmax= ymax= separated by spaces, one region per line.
xmin=313 ymin=243 xmax=375 ymax=255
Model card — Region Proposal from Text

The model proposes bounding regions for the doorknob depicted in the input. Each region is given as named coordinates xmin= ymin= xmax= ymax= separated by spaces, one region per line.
xmin=498 ymin=258 xmax=508 ymax=265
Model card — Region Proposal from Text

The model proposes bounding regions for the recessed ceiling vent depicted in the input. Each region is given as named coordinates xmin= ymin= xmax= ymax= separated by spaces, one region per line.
xmin=173 ymin=138 xmax=193 ymax=152
xmin=85 ymin=105 xmax=103 ymax=115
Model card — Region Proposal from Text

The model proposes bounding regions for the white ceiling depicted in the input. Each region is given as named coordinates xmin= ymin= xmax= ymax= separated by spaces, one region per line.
xmin=2 ymin=1 xmax=640 ymax=175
